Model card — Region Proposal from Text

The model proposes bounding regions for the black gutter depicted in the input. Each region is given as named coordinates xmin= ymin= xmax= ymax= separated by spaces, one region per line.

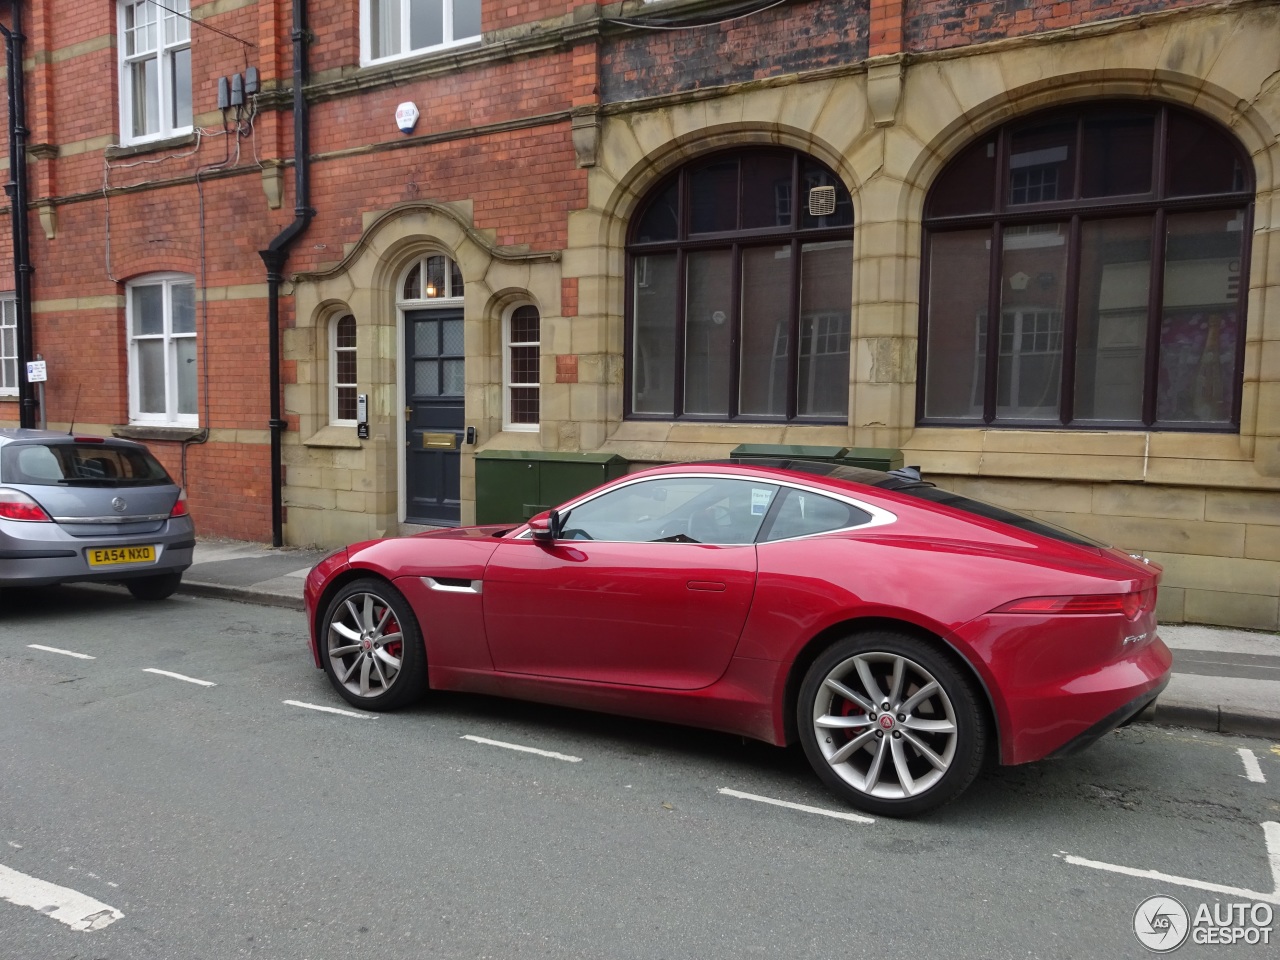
xmin=1 ymin=0 xmax=35 ymax=428
xmin=259 ymin=0 xmax=314 ymax=547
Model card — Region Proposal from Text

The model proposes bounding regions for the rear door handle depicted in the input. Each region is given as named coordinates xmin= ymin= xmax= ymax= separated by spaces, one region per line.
xmin=687 ymin=580 xmax=726 ymax=592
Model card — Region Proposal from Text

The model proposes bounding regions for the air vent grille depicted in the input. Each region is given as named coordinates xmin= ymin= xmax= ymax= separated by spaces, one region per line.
xmin=808 ymin=185 xmax=837 ymax=217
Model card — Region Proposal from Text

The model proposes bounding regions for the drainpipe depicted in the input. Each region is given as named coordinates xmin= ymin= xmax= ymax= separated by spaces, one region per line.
xmin=1 ymin=0 xmax=35 ymax=429
xmin=260 ymin=0 xmax=313 ymax=547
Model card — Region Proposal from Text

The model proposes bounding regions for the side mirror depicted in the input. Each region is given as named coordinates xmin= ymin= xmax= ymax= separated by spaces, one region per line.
xmin=528 ymin=509 xmax=562 ymax=542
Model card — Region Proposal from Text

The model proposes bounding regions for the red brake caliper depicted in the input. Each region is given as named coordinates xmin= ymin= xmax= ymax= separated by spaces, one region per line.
xmin=384 ymin=612 xmax=403 ymax=661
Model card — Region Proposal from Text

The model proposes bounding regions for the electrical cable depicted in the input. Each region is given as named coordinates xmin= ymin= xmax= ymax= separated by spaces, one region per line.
xmin=605 ymin=0 xmax=790 ymax=31
xmin=142 ymin=0 xmax=256 ymax=49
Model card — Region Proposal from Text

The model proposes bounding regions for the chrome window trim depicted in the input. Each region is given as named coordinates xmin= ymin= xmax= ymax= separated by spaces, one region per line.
xmin=511 ymin=472 xmax=897 ymax=543
xmin=52 ymin=513 xmax=171 ymax=524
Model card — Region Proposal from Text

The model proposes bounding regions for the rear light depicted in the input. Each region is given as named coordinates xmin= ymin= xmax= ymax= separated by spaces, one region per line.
xmin=0 ymin=488 xmax=53 ymax=522
xmin=994 ymin=587 xmax=1155 ymax=619
xmin=72 ymin=436 xmax=105 ymax=443
xmin=169 ymin=490 xmax=189 ymax=518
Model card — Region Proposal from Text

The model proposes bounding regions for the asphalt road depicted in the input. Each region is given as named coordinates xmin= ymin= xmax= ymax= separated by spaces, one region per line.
xmin=2 ymin=586 xmax=1278 ymax=959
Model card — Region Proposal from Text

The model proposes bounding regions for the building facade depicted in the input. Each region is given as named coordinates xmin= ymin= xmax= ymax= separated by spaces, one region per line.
xmin=2 ymin=0 xmax=1279 ymax=629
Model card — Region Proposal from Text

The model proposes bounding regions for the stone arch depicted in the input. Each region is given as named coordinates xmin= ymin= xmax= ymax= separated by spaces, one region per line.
xmin=588 ymin=121 xmax=861 ymax=252
xmin=903 ymin=71 xmax=1277 ymax=216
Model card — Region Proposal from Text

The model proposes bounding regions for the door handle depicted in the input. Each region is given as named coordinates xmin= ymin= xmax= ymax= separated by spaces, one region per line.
xmin=405 ymin=406 xmax=412 ymax=422
xmin=687 ymin=581 xmax=726 ymax=592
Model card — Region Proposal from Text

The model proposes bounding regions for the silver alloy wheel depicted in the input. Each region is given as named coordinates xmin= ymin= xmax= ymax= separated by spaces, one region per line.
xmin=326 ymin=591 xmax=405 ymax=699
xmin=811 ymin=651 xmax=958 ymax=800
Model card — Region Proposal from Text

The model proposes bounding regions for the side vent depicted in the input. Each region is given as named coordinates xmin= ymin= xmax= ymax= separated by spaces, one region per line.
xmin=808 ymin=185 xmax=837 ymax=217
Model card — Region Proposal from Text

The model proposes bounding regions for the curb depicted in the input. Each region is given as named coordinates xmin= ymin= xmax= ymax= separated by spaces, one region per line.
xmin=1136 ymin=699 xmax=1280 ymax=741
xmin=176 ymin=579 xmax=305 ymax=611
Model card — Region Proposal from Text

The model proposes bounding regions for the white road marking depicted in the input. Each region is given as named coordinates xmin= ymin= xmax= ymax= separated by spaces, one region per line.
xmin=1238 ymin=747 xmax=1266 ymax=783
xmin=718 ymin=787 xmax=875 ymax=824
xmin=143 ymin=668 xmax=216 ymax=687
xmin=461 ymin=734 xmax=582 ymax=762
xmin=1058 ymin=821 xmax=1280 ymax=905
xmin=0 ymin=863 xmax=123 ymax=931
xmin=283 ymin=699 xmax=376 ymax=719
xmin=27 ymin=644 xmax=94 ymax=660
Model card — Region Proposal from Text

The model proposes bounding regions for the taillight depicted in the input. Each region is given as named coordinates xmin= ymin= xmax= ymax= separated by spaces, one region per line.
xmin=169 ymin=490 xmax=189 ymax=518
xmin=0 ymin=488 xmax=53 ymax=522
xmin=994 ymin=587 xmax=1155 ymax=619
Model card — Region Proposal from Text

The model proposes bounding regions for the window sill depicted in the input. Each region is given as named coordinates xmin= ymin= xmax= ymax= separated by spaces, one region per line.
xmin=105 ymin=132 xmax=197 ymax=160
xmin=360 ymin=37 xmax=482 ymax=72
xmin=112 ymin=424 xmax=204 ymax=442
xmin=304 ymin=424 xmax=363 ymax=449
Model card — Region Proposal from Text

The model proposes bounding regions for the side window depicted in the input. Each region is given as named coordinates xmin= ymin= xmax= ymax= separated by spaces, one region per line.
xmin=560 ymin=477 xmax=778 ymax=544
xmin=331 ymin=314 xmax=357 ymax=425
xmin=127 ymin=273 xmax=197 ymax=426
xmin=762 ymin=488 xmax=872 ymax=541
xmin=504 ymin=305 xmax=540 ymax=430
xmin=119 ymin=0 xmax=192 ymax=145
xmin=0 ymin=295 xmax=15 ymax=396
xmin=364 ymin=0 xmax=481 ymax=65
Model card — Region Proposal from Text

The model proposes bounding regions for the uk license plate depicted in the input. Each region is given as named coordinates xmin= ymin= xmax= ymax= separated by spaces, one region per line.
xmin=87 ymin=545 xmax=156 ymax=567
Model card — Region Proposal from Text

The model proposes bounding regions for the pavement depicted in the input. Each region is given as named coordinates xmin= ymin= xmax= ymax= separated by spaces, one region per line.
xmin=178 ymin=538 xmax=1280 ymax=741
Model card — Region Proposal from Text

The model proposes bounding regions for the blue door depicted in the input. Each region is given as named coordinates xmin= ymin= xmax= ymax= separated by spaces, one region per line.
xmin=405 ymin=309 xmax=463 ymax=524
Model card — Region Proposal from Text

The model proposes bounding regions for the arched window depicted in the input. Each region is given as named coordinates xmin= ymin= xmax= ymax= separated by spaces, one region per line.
xmin=504 ymin=304 xmax=540 ymax=430
xmin=920 ymin=103 xmax=1253 ymax=430
xmin=626 ymin=148 xmax=854 ymax=421
xmin=330 ymin=314 xmax=357 ymax=425
xmin=402 ymin=254 xmax=464 ymax=302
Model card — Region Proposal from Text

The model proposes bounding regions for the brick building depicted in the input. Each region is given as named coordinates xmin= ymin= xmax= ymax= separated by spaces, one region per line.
xmin=1 ymin=0 xmax=1278 ymax=629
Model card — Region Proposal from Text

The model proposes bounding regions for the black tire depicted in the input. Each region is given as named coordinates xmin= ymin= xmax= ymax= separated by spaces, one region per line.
xmin=126 ymin=572 xmax=183 ymax=601
xmin=320 ymin=578 xmax=426 ymax=711
xmin=796 ymin=631 xmax=988 ymax=817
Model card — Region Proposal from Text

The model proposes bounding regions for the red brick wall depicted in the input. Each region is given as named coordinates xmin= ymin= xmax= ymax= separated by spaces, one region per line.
xmin=905 ymin=0 xmax=1216 ymax=51
xmin=484 ymin=1 xmax=579 ymax=34
xmin=601 ymin=0 xmax=868 ymax=103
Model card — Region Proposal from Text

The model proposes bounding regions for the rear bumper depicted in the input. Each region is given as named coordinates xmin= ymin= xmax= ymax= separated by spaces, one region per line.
xmin=1046 ymin=674 xmax=1169 ymax=758
xmin=0 ymin=528 xmax=194 ymax=587
xmin=999 ymin=637 xmax=1173 ymax=765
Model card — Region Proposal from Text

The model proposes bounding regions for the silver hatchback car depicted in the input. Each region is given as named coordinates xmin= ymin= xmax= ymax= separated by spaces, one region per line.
xmin=0 ymin=429 xmax=195 ymax=600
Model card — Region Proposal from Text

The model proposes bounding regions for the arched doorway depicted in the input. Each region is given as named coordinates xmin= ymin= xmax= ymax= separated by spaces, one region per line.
xmin=400 ymin=253 xmax=465 ymax=524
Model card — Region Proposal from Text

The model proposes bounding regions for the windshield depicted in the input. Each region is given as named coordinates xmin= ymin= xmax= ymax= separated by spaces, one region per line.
xmin=1 ymin=442 xmax=173 ymax=487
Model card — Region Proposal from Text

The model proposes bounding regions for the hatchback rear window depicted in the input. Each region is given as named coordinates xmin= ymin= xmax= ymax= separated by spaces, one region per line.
xmin=1 ymin=443 xmax=172 ymax=486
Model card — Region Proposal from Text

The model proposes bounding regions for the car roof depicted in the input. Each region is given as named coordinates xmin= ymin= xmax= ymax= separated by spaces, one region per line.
xmin=638 ymin=457 xmax=924 ymax=491
xmin=0 ymin=428 xmax=138 ymax=447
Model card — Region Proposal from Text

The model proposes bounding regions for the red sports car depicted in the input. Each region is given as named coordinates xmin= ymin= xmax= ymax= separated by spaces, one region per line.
xmin=303 ymin=460 xmax=1170 ymax=816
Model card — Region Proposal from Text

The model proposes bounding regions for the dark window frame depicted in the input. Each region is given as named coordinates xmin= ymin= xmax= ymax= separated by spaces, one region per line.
xmin=918 ymin=102 xmax=1254 ymax=432
xmin=625 ymin=149 xmax=855 ymax=423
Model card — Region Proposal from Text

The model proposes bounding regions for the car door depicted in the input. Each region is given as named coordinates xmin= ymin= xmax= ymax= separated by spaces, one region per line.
xmin=483 ymin=475 xmax=779 ymax=690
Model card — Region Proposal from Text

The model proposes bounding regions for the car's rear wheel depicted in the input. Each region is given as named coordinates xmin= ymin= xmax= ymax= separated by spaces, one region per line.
xmin=126 ymin=572 xmax=182 ymax=601
xmin=320 ymin=578 xmax=425 ymax=711
xmin=797 ymin=631 xmax=988 ymax=817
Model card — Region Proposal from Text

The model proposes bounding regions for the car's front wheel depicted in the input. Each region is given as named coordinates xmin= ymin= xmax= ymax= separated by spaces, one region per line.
xmin=126 ymin=572 xmax=182 ymax=601
xmin=320 ymin=578 xmax=425 ymax=711
xmin=797 ymin=631 xmax=988 ymax=817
